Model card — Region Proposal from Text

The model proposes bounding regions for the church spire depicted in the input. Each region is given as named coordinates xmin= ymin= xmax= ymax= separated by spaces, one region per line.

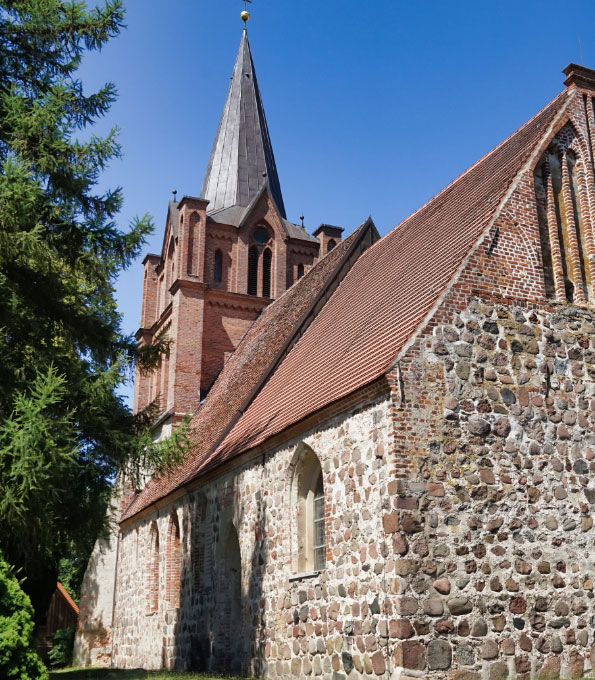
xmin=200 ymin=29 xmax=286 ymax=218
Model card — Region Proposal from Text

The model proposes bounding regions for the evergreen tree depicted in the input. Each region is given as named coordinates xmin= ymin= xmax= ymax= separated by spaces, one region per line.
xmin=0 ymin=1 xmax=185 ymax=617
xmin=0 ymin=550 xmax=47 ymax=680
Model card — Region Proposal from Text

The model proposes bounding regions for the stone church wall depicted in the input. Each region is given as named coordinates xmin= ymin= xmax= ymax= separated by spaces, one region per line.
xmin=387 ymin=298 xmax=595 ymax=680
xmin=110 ymin=390 xmax=395 ymax=678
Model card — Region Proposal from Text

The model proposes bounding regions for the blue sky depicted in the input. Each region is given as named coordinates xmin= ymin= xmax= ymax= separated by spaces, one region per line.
xmin=79 ymin=0 xmax=595 ymax=402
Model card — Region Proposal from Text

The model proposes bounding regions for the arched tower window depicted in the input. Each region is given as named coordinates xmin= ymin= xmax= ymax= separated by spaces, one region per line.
xmin=297 ymin=263 xmax=305 ymax=280
xmin=248 ymin=246 xmax=258 ymax=296
xmin=262 ymin=248 xmax=272 ymax=298
xmin=214 ymin=249 xmax=223 ymax=284
xmin=290 ymin=446 xmax=326 ymax=573
xmin=327 ymin=239 xmax=336 ymax=252
xmin=166 ymin=512 xmax=181 ymax=608
xmin=147 ymin=522 xmax=160 ymax=613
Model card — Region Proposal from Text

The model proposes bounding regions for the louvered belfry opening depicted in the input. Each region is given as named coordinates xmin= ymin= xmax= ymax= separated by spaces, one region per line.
xmin=534 ymin=123 xmax=593 ymax=304
xmin=248 ymin=246 xmax=258 ymax=295
xmin=262 ymin=248 xmax=272 ymax=298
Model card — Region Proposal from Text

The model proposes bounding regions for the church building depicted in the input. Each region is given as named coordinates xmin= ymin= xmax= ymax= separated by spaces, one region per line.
xmin=76 ymin=16 xmax=595 ymax=680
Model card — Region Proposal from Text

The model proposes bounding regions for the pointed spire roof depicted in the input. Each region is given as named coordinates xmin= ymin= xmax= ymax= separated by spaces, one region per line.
xmin=200 ymin=29 xmax=286 ymax=218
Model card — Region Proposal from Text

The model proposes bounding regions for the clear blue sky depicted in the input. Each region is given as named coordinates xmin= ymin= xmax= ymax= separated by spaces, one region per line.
xmin=79 ymin=0 xmax=595 ymax=403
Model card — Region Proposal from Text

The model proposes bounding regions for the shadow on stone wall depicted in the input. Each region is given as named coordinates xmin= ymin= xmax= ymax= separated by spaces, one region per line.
xmin=74 ymin=536 xmax=113 ymax=667
xmin=172 ymin=472 xmax=267 ymax=677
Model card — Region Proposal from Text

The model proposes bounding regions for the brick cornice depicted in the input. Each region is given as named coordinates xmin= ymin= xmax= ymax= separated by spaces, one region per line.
xmin=169 ymin=278 xmax=207 ymax=295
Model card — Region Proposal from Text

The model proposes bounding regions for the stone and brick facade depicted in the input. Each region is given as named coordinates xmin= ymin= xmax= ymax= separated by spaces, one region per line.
xmin=76 ymin=29 xmax=595 ymax=680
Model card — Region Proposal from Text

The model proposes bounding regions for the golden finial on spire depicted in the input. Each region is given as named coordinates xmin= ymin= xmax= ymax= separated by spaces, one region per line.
xmin=241 ymin=0 xmax=251 ymax=23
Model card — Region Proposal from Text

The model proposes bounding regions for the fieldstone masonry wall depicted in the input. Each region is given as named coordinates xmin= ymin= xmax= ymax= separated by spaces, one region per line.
xmin=387 ymin=299 xmax=595 ymax=680
xmin=110 ymin=394 xmax=395 ymax=678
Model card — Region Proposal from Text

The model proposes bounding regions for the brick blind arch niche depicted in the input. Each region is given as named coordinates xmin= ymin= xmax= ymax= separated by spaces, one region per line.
xmin=165 ymin=511 xmax=181 ymax=608
xmin=146 ymin=521 xmax=160 ymax=614
xmin=534 ymin=123 xmax=594 ymax=304
xmin=213 ymin=522 xmax=244 ymax=674
xmin=213 ymin=249 xmax=223 ymax=284
xmin=191 ymin=493 xmax=207 ymax=594
xmin=166 ymin=237 xmax=176 ymax=304
xmin=288 ymin=444 xmax=327 ymax=573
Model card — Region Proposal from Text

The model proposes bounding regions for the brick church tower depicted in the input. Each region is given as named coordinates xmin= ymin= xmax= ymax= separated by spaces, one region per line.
xmin=133 ymin=28 xmax=340 ymax=437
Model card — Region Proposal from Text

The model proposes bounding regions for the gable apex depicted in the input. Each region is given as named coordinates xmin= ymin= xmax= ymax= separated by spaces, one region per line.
xmin=563 ymin=63 xmax=595 ymax=91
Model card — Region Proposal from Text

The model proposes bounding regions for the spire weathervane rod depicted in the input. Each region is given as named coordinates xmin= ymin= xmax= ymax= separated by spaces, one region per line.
xmin=241 ymin=0 xmax=252 ymax=24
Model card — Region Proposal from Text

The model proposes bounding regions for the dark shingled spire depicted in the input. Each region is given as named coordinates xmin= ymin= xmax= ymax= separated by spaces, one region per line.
xmin=200 ymin=29 xmax=286 ymax=218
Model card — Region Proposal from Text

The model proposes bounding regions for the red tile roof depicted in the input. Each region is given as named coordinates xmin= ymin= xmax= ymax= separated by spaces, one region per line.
xmin=122 ymin=221 xmax=377 ymax=520
xmin=124 ymin=87 xmax=570 ymax=521
xmin=208 ymin=89 xmax=570 ymax=465
xmin=56 ymin=582 xmax=79 ymax=615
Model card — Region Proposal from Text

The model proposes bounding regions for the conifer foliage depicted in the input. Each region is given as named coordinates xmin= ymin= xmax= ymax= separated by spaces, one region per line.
xmin=0 ymin=1 xmax=184 ymax=617
xmin=0 ymin=550 xmax=47 ymax=680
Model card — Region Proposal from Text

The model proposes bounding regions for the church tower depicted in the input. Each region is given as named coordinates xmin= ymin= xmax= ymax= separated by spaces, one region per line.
xmin=133 ymin=25 xmax=335 ymax=436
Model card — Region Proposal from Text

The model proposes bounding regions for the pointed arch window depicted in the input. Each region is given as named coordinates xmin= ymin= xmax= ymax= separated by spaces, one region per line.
xmin=327 ymin=239 xmax=336 ymax=252
xmin=290 ymin=446 xmax=326 ymax=573
xmin=214 ymin=249 xmax=223 ymax=284
xmin=313 ymin=471 xmax=326 ymax=571
xmin=248 ymin=246 xmax=258 ymax=295
xmin=262 ymin=248 xmax=272 ymax=298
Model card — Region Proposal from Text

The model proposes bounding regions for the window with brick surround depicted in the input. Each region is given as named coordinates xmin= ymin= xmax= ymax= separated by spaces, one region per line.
xmin=262 ymin=248 xmax=272 ymax=297
xmin=166 ymin=512 xmax=181 ymax=608
xmin=214 ymin=249 xmax=223 ymax=284
xmin=289 ymin=445 xmax=326 ymax=573
xmin=297 ymin=263 xmax=304 ymax=280
xmin=146 ymin=522 xmax=159 ymax=614
xmin=248 ymin=246 xmax=258 ymax=295
xmin=534 ymin=133 xmax=592 ymax=304
xmin=327 ymin=239 xmax=336 ymax=252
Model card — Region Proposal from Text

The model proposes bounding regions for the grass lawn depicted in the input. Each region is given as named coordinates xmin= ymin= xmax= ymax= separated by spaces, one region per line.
xmin=49 ymin=669 xmax=250 ymax=680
